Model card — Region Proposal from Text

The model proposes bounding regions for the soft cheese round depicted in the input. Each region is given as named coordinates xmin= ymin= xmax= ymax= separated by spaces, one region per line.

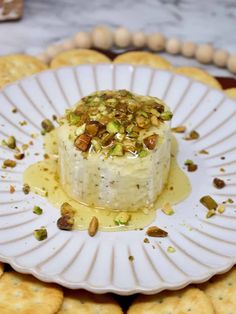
xmin=56 ymin=90 xmax=172 ymax=211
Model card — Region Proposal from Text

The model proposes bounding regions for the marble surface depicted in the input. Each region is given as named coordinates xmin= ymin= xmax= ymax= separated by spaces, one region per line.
xmin=0 ymin=0 xmax=236 ymax=76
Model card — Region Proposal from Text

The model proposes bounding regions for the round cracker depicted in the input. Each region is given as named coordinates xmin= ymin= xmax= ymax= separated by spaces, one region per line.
xmin=174 ymin=66 xmax=222 ymax=89
xmin=128 ymin=287 xmax=214 ymax=314
xmin=114 ymin=51 xmax=172 ymax=70
xmin=57 ymin=289 xmax=123 ymax=314
xmin=50 ymin=49 xmax=111 ymax=68
xmin=201 ymin=267 xmax=236 ymax=314
xmin=225 ymin=88 xmax=236 ymax=100
xmin=0 ymin=271 xmax=63 ymax=314
xmin=0 ymin=263 xmax=4 ymax=278
xmin=0 ymin=54 xmax=47 ymax=89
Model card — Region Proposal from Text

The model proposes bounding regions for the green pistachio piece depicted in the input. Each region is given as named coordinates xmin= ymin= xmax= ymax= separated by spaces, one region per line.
xmin=7 ymin=136 xmax=16 ymax=149
xmin=33 ymin=206 xmax=43 ymax=215
xmin=91 ymin=138 xmax=101 ymax=152
xmin=184 ymin=159 xmax=193 ymax=165
xmin=200 ymin=195 xmax=218 ymax=210
xmin=41 ymin=119 xmax=54 ymax=132
xmin=109 ymin=143 xmax=124 ymax=156
xmin=67 ymin=112 xmax=81 ymax=125
xmin=139 ymin=150 xmax=148 ymax=158
xmin=3 ymin=159 xmax=16 ymax=168
xmin=160 ymin=111 xmax=173 ymax=121
xmin=114 ymin=212 xmax=131 ymax=225
xmin=34 ymin=227 xmax=47 ymax=241
xmin=106 ymin=120 xmax=120 ymax=134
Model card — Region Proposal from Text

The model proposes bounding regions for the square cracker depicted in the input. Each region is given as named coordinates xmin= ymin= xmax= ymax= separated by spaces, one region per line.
xmin=128 ymin=287 xmax=214 ymax=314
xmin=58 ymin=289 xmax=123 ymax=314
xmin=200 ymin=267 xmax=236 ymax=314
xmin=0 ymin=271 xmax=63 ymax=314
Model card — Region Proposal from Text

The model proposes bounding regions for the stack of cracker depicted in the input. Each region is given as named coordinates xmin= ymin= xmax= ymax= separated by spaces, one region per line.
xmin=0 ymin=0 xmax=23 ymax=21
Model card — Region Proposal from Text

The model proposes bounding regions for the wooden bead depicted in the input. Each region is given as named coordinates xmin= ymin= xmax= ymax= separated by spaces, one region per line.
xmin=36 ymin=52 xmax=50 ymax=64
xmin=147 ymin=32 xmax=165 ymax=51
xmin=62 ymin=39 xmax=76 ymax=51
xmin=132 ymin=32 xmax=147 ymax=48
xmin=213 ymin=49 xmax=229 ymax=67
xmin=227 ymin=54 xmax=236 ymax=74
xmin=91 ymin=25 xmax=113 ymax=50
xmin=74 ymin=31 xmax=92 ymax=49
xmin=114 ymin=27 xmax=131 ymax=48
xmin=195 ymin=44 xmax=214 ymax=64
xmin=165 ymin=38 xmax=181 ymax=55
xmin=46 ymin=44 xmax=63 ymax=58
xmin=181 ymin=41 xmax=196 ymax=58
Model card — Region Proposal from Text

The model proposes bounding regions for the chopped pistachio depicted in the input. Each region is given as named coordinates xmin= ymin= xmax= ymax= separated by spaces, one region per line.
xmin=33 ymin=206 xmax=43 ymax=215
xmin=7 ymin=136 xmax=16 ymax=149
xmin=57 ymin=215 xmax=74 ymax=231
xmin=34 ymin=227 xmax=47 ymax=241
xmin=206 ymin=209 xmax=216 ymax=218
xmin=151 ymin=115 xmax=159 ymax=126
xmin=198 ymin=149 xmax=209 ymax=155
xmin=161 ymin=203 xmax=175 ymax=215
xmin=22 ymin=183 xmax=30 ymax=194
xmin=143 ymin=238 xmax=150 ymax=243
xmin=160 ymin=111 xmax=173 ymax=121
xmin=75 ymin=123 xmax=86 ymax=137
xmin=88 ymin=216 xmax=99 ymax=237
xmin=67 ymin=112 xmax=81 ymax=125
xmin=74 ymin=134 xmax=91 ymax=152
xmin=217 ymin=204 xmax=225 ymax=214
xmin=200 ymin=195 xmax=218 ymax=210
xmin=85 ymin=121 xmax=100 ymax=136
xmin=167 ymin=246 xmax=175 ymax=253
xmin=12 ymin=108 xmax=17 ymax=113
xmin=213 ymin=178 xmax=225 ymax=189
xmin=114 ymin=212 xmax=131 ymax=225
xmin=60 ymin=202 xmax=75 ymax=216
xmin=9 ymin=185 xmax=15 ymax=194
xmin=109 ymin=143 xmax=124 ymax=156
xmin=227 ymin=198 xmax=234 ymax=204
xmin=146 ymin=226 xmax=168 ymax=237
xmin=128 ymin=255 xmax=134 ymax=262
xmin=14 ymin=153 xmax=25 ymax=160
xmin=41 ymin=119 xmax=54 ymax=133
xmin=106 ymin=120 xmax=120 ymax=134
xmin=91 ymin=138 xmax=101 ymax=152
xmin=187 ymin=163 xmax=198 ymax=172
xmin=135 ymin=115 xmax=150 ymax=128
xmin=3 ymin=159 xmax=16 ymax=168
xmin=185 ymin=130 xmax=200 ymax=140
xmin=139 ymin=150 xmax=148 ymax=158
xmin=22 ymin=144 xmax=29 ymax=151
xmin=184 ymin=159 xmax=193 ymax=166
xmin=143 ymin=134 xmax=158 ymax=150
xmin=171 ymin=125 xmax=186 ymax=133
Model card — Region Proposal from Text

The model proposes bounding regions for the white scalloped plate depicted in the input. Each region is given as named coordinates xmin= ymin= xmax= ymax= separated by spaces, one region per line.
xmin=0 ymin=64 xmax=236 ymax=295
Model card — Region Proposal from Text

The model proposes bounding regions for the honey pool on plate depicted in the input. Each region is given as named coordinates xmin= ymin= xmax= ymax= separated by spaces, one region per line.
xmin=23 ymin=131 xmax=191 ymax=232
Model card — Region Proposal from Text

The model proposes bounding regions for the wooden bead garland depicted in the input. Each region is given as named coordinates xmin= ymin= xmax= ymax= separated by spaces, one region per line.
xmin=37 ymin=26 xmax=236 ymax=74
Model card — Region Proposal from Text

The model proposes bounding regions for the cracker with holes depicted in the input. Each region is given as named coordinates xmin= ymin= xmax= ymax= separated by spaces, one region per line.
xmin=174 ymin=66 xmax=222 ymax=89
xmin=0 ymin=271 xmax=63 ymax=314
xmin=114 ymin=51 xmax=172 ymax=70
xmin=200 ymin=267 xmax=236 ymax=314
xmin=128 ymin=287 xmax=214 ymax=314
xmin=50 ymin=49 xmax=111 ymax=68
xmin=0 ymin=54 xmax=47 ymax=89
xmin=0 ymin=263 xmax=4 ymax=278
xmin=57 ymin=289 xmax=123 ymax=314
xmin=225 ymin=88 xmax=236 ymax=100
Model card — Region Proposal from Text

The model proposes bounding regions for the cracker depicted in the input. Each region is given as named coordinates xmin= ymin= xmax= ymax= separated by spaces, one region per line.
xmin=0 ymin=54 xmax=48 ymax=88
xmin=128 ymin=287 xmax=214 ymax=314
xmin=114 ymin=51 xmax=172 ymax=70
xmin=50 ymin=49 xmax=111 ymax=68
xmin=200 ymin=267 xmax=236 ymax=314
xmin=0 ymin=271 xmax=63 ymax=314
xmin=58 ymin=289 xmax=123 ymax=314
xmin=225 ymin=88 xmax=236 ymax=100
xmin=174 ymin=66 xmax=222 ymax=89
xmin=0 ymin=263 xmax=4 ymax=278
